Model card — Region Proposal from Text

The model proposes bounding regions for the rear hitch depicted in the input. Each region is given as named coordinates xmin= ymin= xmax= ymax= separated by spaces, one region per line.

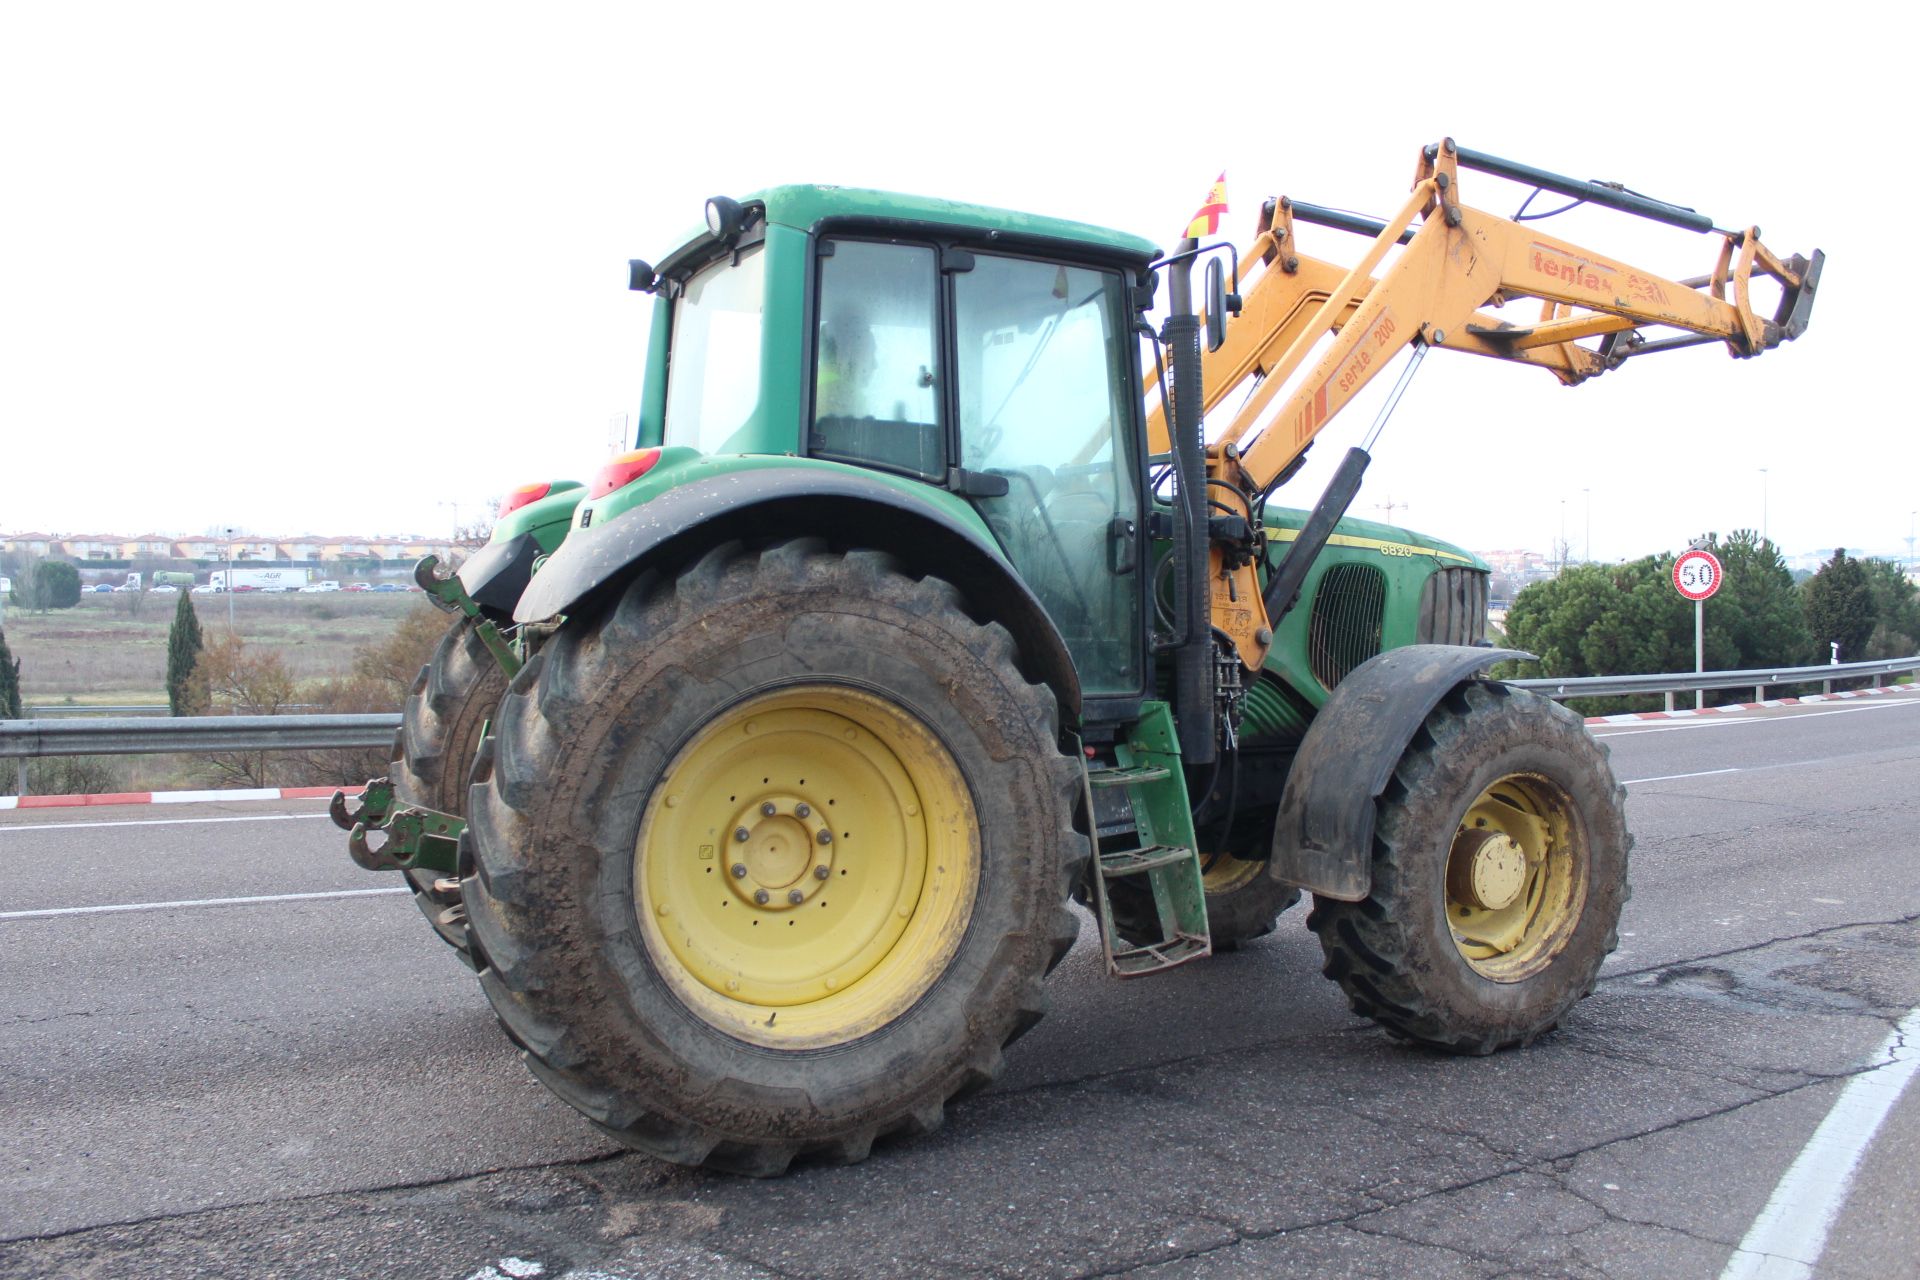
xmin=333 ymin=776 xmax=464 ymax=875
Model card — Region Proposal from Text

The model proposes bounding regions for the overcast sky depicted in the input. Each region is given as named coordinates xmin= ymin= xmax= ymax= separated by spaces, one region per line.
xmin=3 ymin=3 xmax=1911 ymax=566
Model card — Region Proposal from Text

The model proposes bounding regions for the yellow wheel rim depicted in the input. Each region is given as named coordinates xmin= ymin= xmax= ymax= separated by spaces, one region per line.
xmin=1200 ymin=849 xmax=1265 ymax=896
xmin=635 ymin=685 xmax=979 ymax=1049
xmin=1445 ymin=772 xmax=1586 ymax=982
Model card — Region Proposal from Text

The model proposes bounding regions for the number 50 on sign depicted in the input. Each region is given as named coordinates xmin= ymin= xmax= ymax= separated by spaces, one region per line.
xmin=1674 ymin=549 xmax=1723 ymax=602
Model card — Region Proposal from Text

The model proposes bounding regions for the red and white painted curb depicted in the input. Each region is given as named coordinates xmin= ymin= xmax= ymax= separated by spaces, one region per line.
xmin=0 ymin=784 xmax=364 ymax=811
xmin=1582 ymin=681 xmax=1919 ymax=725
xmin=3 ymin=683 xmax=1912 ymax=809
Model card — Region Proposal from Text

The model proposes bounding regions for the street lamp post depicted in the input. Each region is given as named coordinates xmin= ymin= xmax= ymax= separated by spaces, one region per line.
xmin=1759 ymin=468 xmax=1769 ymax=544
xmin=225 ymin=527 xmax=236 ymax=633
xmin=1583 ymin=488 xmax=1591 ymax=564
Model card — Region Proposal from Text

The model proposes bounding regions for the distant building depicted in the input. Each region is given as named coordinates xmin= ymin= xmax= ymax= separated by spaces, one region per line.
xmin=3 ymin=531 xmax=459 ymax=565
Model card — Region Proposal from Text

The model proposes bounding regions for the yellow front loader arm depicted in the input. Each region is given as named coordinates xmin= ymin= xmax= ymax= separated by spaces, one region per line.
xmin=1150 ymin=138 xmax=1822 ymax=668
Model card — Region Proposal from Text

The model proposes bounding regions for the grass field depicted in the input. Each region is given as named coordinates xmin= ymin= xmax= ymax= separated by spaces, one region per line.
xmin=3 ymin=592 xmax=435 ymax=794
xmin=5 ymin=592 xmax=427 ymax=707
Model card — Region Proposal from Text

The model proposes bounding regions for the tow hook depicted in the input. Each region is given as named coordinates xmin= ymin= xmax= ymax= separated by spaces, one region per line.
xmin=333 ymin=777 xmax=464 ymax=875
xmin=330 ymin=777 xmax=392 ymax=831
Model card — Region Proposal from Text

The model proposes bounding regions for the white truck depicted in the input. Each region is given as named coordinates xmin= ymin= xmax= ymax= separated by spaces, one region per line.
xmin=205 ymin=568 xmax=312 ymax=592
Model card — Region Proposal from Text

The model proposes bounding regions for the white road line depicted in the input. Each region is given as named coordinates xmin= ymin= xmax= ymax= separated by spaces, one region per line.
xmin=1595 ymin=700 xmax=1920 ymax=737
xmin=1621 ymin=768 xmax=1740 ymax=786
xmin=1 ymin=886 xmax=409 ymax=920
xmin=1719 ymin=1005 xmax=1920 ymax=1280
xmin=0 ymin=813 xmax=335 ymax=834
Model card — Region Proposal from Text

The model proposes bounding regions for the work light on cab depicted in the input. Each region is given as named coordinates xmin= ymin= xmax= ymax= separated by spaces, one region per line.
xmin=705 ymin=195 xmax=746 ymax=240
xmin=589 ymin=447 xmax=663 ymax=499
xmin=496 ymin=482 xmax=554 ymax=519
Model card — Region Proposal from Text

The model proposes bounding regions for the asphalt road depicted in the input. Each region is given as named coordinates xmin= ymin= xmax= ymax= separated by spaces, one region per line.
xmin=2 ymin=693 xmax=1916 ymax=1279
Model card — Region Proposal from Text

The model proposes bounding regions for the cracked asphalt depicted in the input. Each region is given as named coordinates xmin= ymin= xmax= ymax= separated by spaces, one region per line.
xmin=2 ymin=695 xmax=1916 ymax=1279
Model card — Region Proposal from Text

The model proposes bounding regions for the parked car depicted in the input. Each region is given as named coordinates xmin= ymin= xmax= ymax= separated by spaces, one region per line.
xmin=298 ymin=580 xmax=343 ymax=593
xmin=90 ymin=583 xmax=115 ymax=593
xmin=151 ymin=585 xmax=178 ymax=594
xmin=234 ymin=585 xmax=259 ymax=593
xmin=370 ymin=583 xmax=404 ymax=593
xmin=344 ymin=583 xmax=372 ymax=592
xmin=190 ymin=585 xmax=217 ymax=595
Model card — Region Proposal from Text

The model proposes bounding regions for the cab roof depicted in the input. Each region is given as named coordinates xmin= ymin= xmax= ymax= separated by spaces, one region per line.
xmin=752 ymin=184 xmax=1162 ymax=264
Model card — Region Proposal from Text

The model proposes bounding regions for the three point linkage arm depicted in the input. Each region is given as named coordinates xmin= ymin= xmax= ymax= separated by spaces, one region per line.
xmin=1146 ymin=138 xmax=1822 ymax=669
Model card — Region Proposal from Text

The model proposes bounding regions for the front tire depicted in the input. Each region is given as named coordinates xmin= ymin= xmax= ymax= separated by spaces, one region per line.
xmin=1308 ymin=682 xmax=1629 ymax=1054
xmin=462 ymin=541 xmax=1081 ymax=1174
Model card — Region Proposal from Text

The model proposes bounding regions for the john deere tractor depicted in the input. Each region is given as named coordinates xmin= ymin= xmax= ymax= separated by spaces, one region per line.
xmin=336 ymin=141 xmax=1819 ymax=1175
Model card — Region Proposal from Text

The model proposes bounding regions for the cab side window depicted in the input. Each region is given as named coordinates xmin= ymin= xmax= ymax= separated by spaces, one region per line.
xmin=810 ymin=240 xmax=943 ymax=479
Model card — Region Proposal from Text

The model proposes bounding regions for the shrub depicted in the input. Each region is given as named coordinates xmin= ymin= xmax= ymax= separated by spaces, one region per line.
xmin=35 ymin=562 xmax=81 ymax=610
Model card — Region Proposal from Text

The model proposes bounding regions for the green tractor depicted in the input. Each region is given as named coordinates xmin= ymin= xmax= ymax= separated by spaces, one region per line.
xmin=338 ymin=148 xmax=1818 ymax=1174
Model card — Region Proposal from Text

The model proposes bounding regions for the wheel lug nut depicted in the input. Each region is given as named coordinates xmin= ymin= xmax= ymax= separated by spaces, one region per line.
xmin=813 ymin=865 xmax=830 ymax=880
xmin=754 ymin=889 xmax=770 ymax=905
xmin=794 ymin=802 xmax=811 ymax=818
xmin=734 ymin=827 xmax=751 ymax=843
xmin=731 ymin=863 xmax=748 ymax=879
xmin=788 ymin=889 xmax=805 ymax=904
xmin=760 ymin=801 xmax=777 ymax=817
xmin=817 ymin=829 xmax=833 ymax=845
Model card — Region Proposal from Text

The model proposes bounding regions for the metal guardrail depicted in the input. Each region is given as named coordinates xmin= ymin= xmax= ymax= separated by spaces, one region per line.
xmin=0 ymin=713 xmax=398 ymax=797
xmin=1509 ymin=655 xmax=1920 ymax=710
xmin=0 ymin=714 xmax=399 ymax=759
xmin=0 ymin=655 xmax=1913 ymax=796
xmin=22 ymin=704 xmax=325 ymax=717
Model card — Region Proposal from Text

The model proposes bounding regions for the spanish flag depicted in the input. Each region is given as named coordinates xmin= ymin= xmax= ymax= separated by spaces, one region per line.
xmin=1184 ymin=173 xmax=1228 ymax=239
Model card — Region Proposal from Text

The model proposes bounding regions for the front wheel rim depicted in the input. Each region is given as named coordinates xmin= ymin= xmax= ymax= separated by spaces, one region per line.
xmin=1444 ymin=771 xmax=1587 ymax=981
xmin=636 ymin=685 xmax=980 ymax=1049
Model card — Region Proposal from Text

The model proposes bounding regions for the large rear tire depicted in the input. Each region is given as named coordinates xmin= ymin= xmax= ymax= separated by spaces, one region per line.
xmin=391 ymin=618 xmax=508 ymax=963
xmin=1308 ymin=682 xmax=1629 ymax=1054
xmin=462 ymin=541 xmax=1081 ymax=1174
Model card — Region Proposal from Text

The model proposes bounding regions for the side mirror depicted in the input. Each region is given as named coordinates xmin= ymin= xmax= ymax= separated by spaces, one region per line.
xmin=1204 ymin=257 xmax=1228 ymax=353
xmin=628 ymin=259 xmax=657 ymax=293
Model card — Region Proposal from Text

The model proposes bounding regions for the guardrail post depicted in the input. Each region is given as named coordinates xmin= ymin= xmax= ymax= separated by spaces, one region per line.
xmin=15 ymin=758 xmax=26 ymax=799
xmin=1823 ymin=678 xmax=1833 ymax=695
xmin=1664 ymin=691 xmax=1675 ymax=712
xmin=1754 ymin=684 xmax=1763 ymax=703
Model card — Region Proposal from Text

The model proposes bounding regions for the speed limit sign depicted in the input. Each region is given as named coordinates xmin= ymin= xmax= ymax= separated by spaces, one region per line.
xmin=1674 ymin=549 xmax=1723 ymax=601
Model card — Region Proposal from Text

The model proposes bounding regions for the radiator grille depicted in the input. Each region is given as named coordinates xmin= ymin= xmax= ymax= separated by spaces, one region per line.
xmin=1417 ymin=567 xmax=1490 ymax=646
xmin=1308 ymin=564 xmax=1387 ymax=689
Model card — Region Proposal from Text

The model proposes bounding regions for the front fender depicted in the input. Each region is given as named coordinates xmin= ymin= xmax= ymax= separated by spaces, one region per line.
xmin=1269 ymin=644 xmax=1533 ymax=901
xmin=513 ymin=465 xmax=1084 ymax=718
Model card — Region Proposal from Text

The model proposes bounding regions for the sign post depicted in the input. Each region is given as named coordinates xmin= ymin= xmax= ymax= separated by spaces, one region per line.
xmin=1673 ymin=548 xmax=1724 ymax=709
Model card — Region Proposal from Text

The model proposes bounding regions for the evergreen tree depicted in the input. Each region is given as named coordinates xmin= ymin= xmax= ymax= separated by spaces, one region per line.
xmin=1803 ymin=548 xmax=1876 ymax=662
xmin=1859 ymin=557 xmax=1920 ymax=658
xmin=166 ymin=592 xmax=207 ymax=715
xmin=0 ymin=627 xmax=21 ymax=719
xmin=1698 ymin=529 xmax=1813 ymax=667
xmin=34 ymin=561 xmax=80 ymax=610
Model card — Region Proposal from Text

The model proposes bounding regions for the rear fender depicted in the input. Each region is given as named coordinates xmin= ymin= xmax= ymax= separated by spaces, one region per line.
xmin=456 ymin=484 xmax=584 ymax=617
xmin=512 ymin=466 xmax=1082 ymax=719
xmin=1269 ymin=644 xmax=1533 ymax=900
